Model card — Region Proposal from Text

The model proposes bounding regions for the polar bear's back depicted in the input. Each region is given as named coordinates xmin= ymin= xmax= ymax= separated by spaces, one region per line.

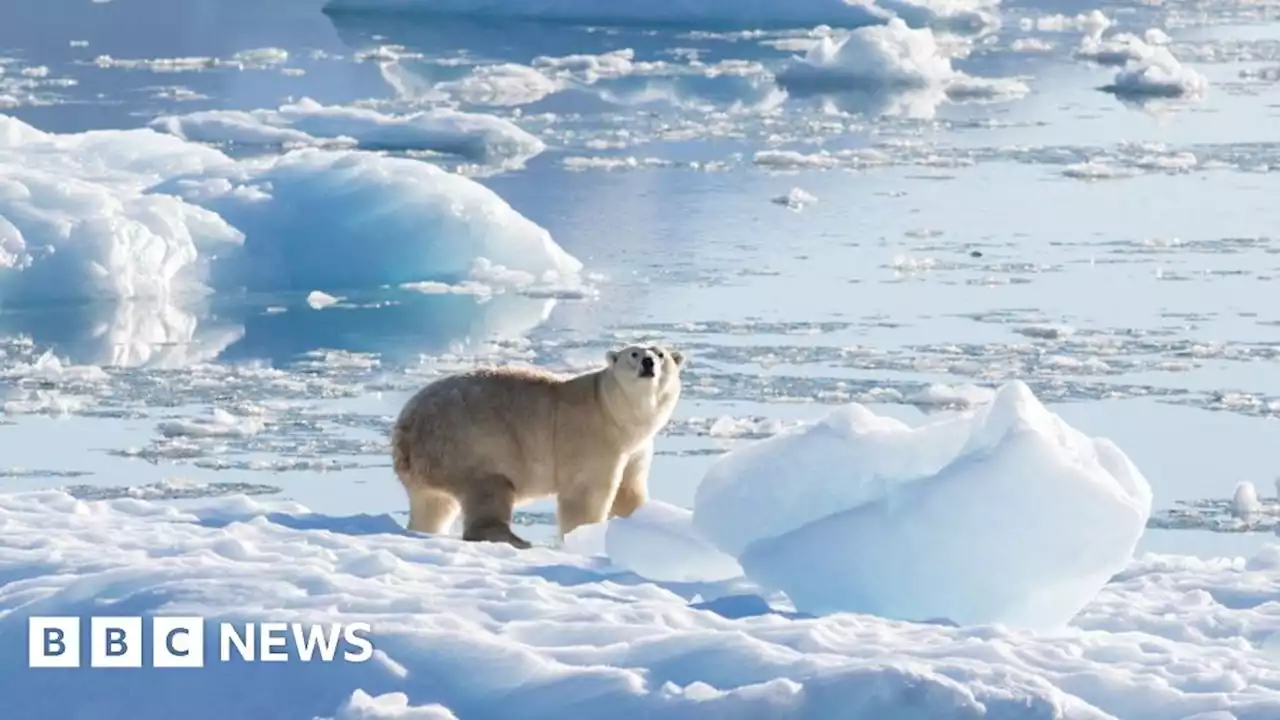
xmin=392 ymin=365 xmax=586 ymax=498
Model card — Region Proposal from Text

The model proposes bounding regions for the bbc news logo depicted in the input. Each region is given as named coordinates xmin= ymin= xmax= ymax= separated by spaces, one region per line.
xmin=28 ymin=616 xmax=374 ymax=668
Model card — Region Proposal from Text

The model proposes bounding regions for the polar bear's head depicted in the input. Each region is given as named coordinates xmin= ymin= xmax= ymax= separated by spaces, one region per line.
xmin=602 ymin=344 xmax=685 ymax=439
xmin=606 ymin=343 xmax=685 ymax=393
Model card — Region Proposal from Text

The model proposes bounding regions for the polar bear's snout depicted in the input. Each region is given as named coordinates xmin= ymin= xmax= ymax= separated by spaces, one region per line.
xmin=639 ymin=355 xmax=656 ymax=378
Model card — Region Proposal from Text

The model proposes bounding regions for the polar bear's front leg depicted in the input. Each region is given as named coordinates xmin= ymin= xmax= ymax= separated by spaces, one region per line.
xmin=556 ymin=457 xmax=626 ymax=538
xmin=610 ymin=442 xmax=652 ymax=519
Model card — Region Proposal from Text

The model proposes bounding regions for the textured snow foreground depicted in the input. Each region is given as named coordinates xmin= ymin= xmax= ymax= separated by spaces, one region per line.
xmin=5 ymin=491 xmax=1280 ymax=719
xmin=6 ymin=384 xmax=1279 ymax=719
xmin=0 ymin=114 xmax=580 ymax=302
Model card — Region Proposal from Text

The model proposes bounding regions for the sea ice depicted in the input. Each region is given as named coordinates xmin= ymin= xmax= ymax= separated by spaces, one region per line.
xmin=1072 ymin=26 xmax=1207 ymax=99
xmin=435 ymin=63 xmax=563 ymax=107
xmin=1104 ymin=46 xmax=1208 ymax=99
xmin=150 ymin=98 xmax=546 ymax=167
xmin=693 ymin=380 xmax=1153 ymax=629
xmin=0 ymin=115 xmax=240 ymax=304
xmin=308 ymin=290 xmax=343 ymax=309
xmin=771 ymin=187 xmax=818 ymax=210
xmin=0 ymin=114 xmax=582 ymax=301
xmin=158 ymin=407 xmax=266 ymax=439
xmin=159 ymin=149 xmax=582 ymax=292
xmin=1075 ymin=28 xmax=1174 ymax=67
xmin=776 ymin=19 xmax=1028 ymax=117
xmin=1022 ymin=10 xmax=1111 ymax=35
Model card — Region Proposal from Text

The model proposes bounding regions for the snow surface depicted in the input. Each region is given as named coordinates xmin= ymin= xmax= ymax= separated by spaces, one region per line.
xmin=323 ymin=0 xmax=1000 ymax=34
xmin=5 ymin=488 xmax=1280 ymax=719
xmin=150 ymin=97 xmax=546 ymax=167
xmin=692 ymin=381 xmax=1153 ymax=630
xmin=0 ymin=114 xmax=581 ymax=301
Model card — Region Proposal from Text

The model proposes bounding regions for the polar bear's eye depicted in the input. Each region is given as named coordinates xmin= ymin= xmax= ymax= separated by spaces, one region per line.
xmin=656 ymin=351 xmax=664 ymax=358
xmin=630 ymin=351 xmax=638 ymax=359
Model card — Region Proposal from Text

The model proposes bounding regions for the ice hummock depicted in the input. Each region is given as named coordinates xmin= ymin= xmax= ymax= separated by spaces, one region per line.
xmin=150 ymin=97 xmax=546 ymax=167
xmin=0 ymin=114 xmax=581 ymax=302
xmin=692 ymin=380 xmax=1153 ymax=630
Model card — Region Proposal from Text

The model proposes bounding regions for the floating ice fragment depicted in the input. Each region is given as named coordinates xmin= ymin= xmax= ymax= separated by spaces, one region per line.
xmin=307 ymin=290 xmax=342 ymax=309
xmin=771 ymin=187 xmax=818 ymax=210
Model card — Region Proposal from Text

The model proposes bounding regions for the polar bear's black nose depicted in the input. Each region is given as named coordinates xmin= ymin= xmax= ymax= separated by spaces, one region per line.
xmin=641 ymin=356 xmax=655 ymax=372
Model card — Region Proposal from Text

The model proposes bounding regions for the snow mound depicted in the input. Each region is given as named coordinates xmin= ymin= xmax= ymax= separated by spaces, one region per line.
xmin=692 ymin=380 xmax=1153 ymax=630
xmin=4 ymin=490 xmax=1280 ymax=719
xmin=0 ymin=114 xmax=582 ymax=302
xmin=776 ymin=19 xmax=1028 ymax=117
xmin=150 ymin=98 xmax=546 ymax=167
xmin=323 ymin=0 xmax=999 ymax=34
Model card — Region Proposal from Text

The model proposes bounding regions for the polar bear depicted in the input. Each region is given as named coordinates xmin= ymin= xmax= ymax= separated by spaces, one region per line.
xmin=392 ymin=344 xmax=685 ymax=548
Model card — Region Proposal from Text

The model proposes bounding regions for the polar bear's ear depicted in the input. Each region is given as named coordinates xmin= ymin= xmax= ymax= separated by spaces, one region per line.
xmin=670 ymin=349 xmax=685 ymax=367
xmin=606 ymin=350 xmax=619 ymax=364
